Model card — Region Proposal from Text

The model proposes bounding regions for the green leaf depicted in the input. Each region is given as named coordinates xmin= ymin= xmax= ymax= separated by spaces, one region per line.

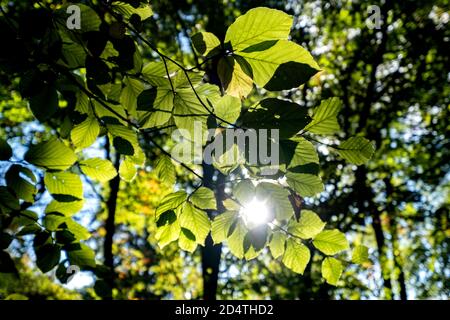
xmin=214 ymin=95 xmax=241 ymax=126
xmin=0 ymin=186 xmax=20 ymax=212
xmin=313 ymin=229 xmax=349 ymax=255
xmin=211 ymin=211 xmax=237 ymax=244
xmin=29 ymin=85 xmax=58 ymax=122
xmin=120 ymin=77 xmax=144 ymax=117
xmin=288 ymin=138 xmax=319 ymax=169
xmin=282 ymin=238 xmax=310 ymax=274
xmin=66 ymin=243 xmax=96 ymax=268
xmin=16 ymin=224 xmax=41 ymax=236
xmin=337 ymin=136 xmax=375 ymax=165
xmin=45 ymin=200 xmax=84 ymax=216
xmin=241 ymin=98 xmax=311 ymax=138
xmin=304 ymin=98 xmax=342 ymax=135
xmin=286 ymin=173 xmax=324 ymax=197
xmin=0 ymin=138 xmax=12 ymax=160
xmin=25 ymin=139 xmax=77 ymax=171
xmin=179 ymin=228 xmax=198 ymax=253
xmin=225 ymin=7 xmax=293 ymax=52
xmin=119 ymin=156 xmax=137 ymax=182
xmin=227 ymin=221 xmax=248 ymax=259
xmin=155 ymin=210 xmax=181 ymax=249
xmin=138 ymin=87 xmax=174 ymax=128
xmin=269 ymin=231 xmax=286 ymax=259
xmin=243 ymin=225 xmax=268 ymax=257
xmin=6 ymin=165 xmax=36 ymax=203
xmin=352 ymin=245 xmax=369 ymax=264
xmin=190 ymin=187 xmax=217 ymax=210
xmin=256 ymin=182 xmax=293 ymax=221
xmin=80 ymin=158 xmax=118 ymax=182
xmin=43 ymin=214 xmax=66 ymax=231
xmin=237 ymin=40 xmax=320 ymax=90
xmin=112 ymin=1 xmax=153 ymax=21
xmin=71 ymin=116 xmax=100 ymax=149
xmin=65 ymin=220 xmax=91 ymax=241
xmin=108 ymin=124 xmax=139 ymax=155
xmin=154 ymin=155 xmax=176 ymax=187
xmin=44 ymin=172 xmax=83 ymax=201
xmin=321 ymin=257 xmax=344 ymax=286
xmin=288 ymin=210 xmax=325 ymax=239
xmin=233 ymin=180 xmax=255 ymax=204
xmin=218 ymin=56 xmax=253 ymax=99
xmin=155 ymin=191 xmax=188 ymax=219
xmin=35 ymin=244 xmax=61 ymax=273
xmin=191 ymin=32 xmax=221 ymax=57
xmin=179 ymin=202 xmax=211 ymax=245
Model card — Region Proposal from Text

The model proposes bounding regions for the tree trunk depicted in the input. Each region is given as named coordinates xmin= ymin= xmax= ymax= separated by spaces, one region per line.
xmin=104 ymin=139 xmax=121 ymax=290
xmin=201 ymin=162 xmax=225 ymax=300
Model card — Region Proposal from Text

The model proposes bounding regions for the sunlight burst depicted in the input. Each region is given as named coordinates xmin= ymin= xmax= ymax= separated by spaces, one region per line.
xmin=240 ymin=198 xmax=270 ymax=226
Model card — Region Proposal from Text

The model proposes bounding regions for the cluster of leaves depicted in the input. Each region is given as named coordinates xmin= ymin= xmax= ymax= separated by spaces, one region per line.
xmin=0 ymin=3 xmax=374 ymax=287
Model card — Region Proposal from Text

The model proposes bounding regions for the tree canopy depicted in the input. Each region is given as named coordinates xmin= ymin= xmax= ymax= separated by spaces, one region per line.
xmin=0 ymin=0 xmax=448 ymax=300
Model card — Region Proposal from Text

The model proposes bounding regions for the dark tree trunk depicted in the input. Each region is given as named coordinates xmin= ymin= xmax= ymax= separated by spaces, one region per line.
xmin=104 ymin=139 xmax=121 ymax=290
xmin=201 ymin=162 xmax=225 ymax=300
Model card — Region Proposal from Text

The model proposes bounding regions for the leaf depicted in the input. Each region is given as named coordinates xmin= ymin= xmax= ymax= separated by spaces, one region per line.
xmin=241 ymin=98 xmax=311 ymax=138
xmin=25 ymin=139 xmax=77 ymax=171
xmin=337 ymin=136 xmax=375 ymax=165
xmin=227 ymin=221 xmax=247 ymax=259
xmin=255 ymin=182 xmax=293 ymax=221
xmin=155 ymin=210 xmax=181 ymax=249
xmin=225 ymin=7 xmax=293 ymax=52
xmin=138 ymin=88 xmax=174 ymax=128
xmin=65 ymin=220 xmax=91 ymax=241
xmin=44 ymin=172 xmax=83 ymax=201
xmin=218 ymin=56 xmax=253 ymax=99
xmin=35 ymin=244 xmax=61 ymax=273
xmin=304 ymin=98 xmax=342 ymax=135
xmin=71 ymin=116 xmax=100 ymax=149
xmin=313 ymin=229 xmax=349 ymax=255
xmin=179 ymin=202 xmax=211 ymax=245
xmin=288 ymin=138 xmax=320 ymax=169
xmin=155 ymin=191 xmax=188 ymax=219
xmin=211 ymin=211 xmax=237 ymax=244
xmin=79 ymin=158 xmax=117 ymax=182
xmin=288 ymin=210 xmax=325 ymax=239
xmin=0 ymin=251 xmax=18 ymax=274
xmin=214 ymin=95 xmax=242 ymax=126
xmin=45 ymin=200 xmax=84 ymax=216
xmin=286 ymin=173 xmax=324 ymax=197
xmin=190 ymin=187 xmax=217 ymax=210
xmin=119 ymin=156 xmax=137 ymax=182
xmin=0 ymin=138 xmax=12 ymax=160
xmin=29 ymin=85 xmax=58 ymax=122
xmin=66 ymin=243 xmax=96 ymax=268
xmin=269 ymin=231 xmax=286 ymax=259
xmin=112 ymin=2 xmax=153 ymax=21
xmin=237 ymin=40 xmax=320 ymax=90
xmin=0 ymin=186 xmax=20 ymax=211
xmin=6 ymin=165 xmax=37 ymax=203
xmin=191 ymin=32 xmax=221 ymax=57
xmin=154 ymin=155 xmax=176 ymax=187
xmin=352 ymin=245 xmax=369 ymax=264
xmin=233 ymin=180 xmax=255 ymax=204
xmin=321 ymin=257 xmax=343 ymax=286
xmin=179 ymin=228 xmax=197 ymax=253
xmin=243 ymin=225 xmax=269 ymax=257
xmin=120 ymin=77 xmax=144 ymax=116
xmin=282 ymin=238 xmax=310 ymax=274
xmin=113 ymin=137 xmax=134 ymax=156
